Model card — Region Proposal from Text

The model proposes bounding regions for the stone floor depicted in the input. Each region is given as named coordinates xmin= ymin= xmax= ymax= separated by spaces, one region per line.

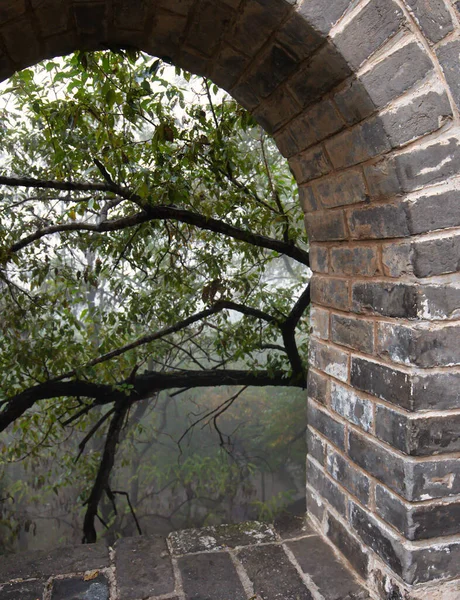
xmin=0 ymin=516 xmax=371 ymax=600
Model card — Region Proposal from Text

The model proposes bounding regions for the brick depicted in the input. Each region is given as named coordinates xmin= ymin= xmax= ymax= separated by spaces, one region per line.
xmin=405 ymin=0 xmax=453 ymax=43
xmin=51 ymin=574 xmax=109 ymax=600
xmin=179 ymin=552 xmax=246 ymax=600
xmin=289 ymin=44 xmax=351 ymax=108
xmin=186 ymin=2 xmax=234 ymax=57
xmin=311 ymin=275 xmax=350 ymax=311
xmin=313 ymin=169 xmax=369 ymax=209
xmin=307 ymin=485 xmax=326 ymax=523
xmin=347 ymin=203 xmax=410 ymax=239
xmin=330 ymin=245 xmax=379 ymax=277
xmin=381 ymin=242 xmax=413 ymax=277
xmin=326 ymin=513 xmax=369 ymax=579
xmin=277 ymin=12 xmax=323 ymax=61
xmin=331 ymin=380 xmax=373 ymax=432
xmin=212 ymin=45 xmax=250 ymax=90
xmin=297 ymin=0 xmax=352 ymax=35
xmin=381 ymin=90 xmax=452 ymax=148
xmin=377 ymin=321 xmax=460 ymax=368
xmin=0 ymin=0 xmax=25 ymax=23
xmin=333 ymin=0 xmax=405 ymax=70
xmin=411 ymin=457 xmax=460 ymax=500
xmin=326 ymin=116 xmax=391 ymax=169
xmin=307 ymin=369 xmax=329 ymax=405
xmin=309 ymin=338 xmax=349 ymax=382
xmin=437 ymin=39 xmax=460 ymax=111
xmin=376 ymin=403 xmax=460 ymax=456
xmin=288 ymin=534 xmax=370 ymax=600
xmin=348 ymin=430 xmax=408 ymax=497
xmin=350 ymin=357 xmax=413 ymax=410
xmin=307 ymin=426 xmax=326 ymax=465
xmin=331 ymin=313 xmax=374 ymax=353
xmin=115 ymin=536 xmax=175 ymax=599
xmin=327 ymin=448 xmax=371 ymax=505
xmin=360 ymin=42 xmax=433 ymax=108
xmin=229 ymin=0 xmax=290 ymax=55
xmin=406 ymin=189 xmax=460 ymax=235
xmin=238 ymin=544 xmax=314 ymax=599
xmin=352 ymin=281 xmax=418 ymax=318
xmin=31 ymin=0 xmax=69 ymax=36
xmin=334 ymin=78 xmax=376 ymax=125
xmin=113 ymin=0 xmax=147 ymax=30
xmin=246 ymin=42 xmax=299 ymax=98
xmin=395 ymin=136 xmax=460 ymax=193
xmin=363 ymin=159 xmax=402 ymax=200
xmin=410 ymin=541 xmax=460 ymax=584
xmin=1 ymin=17 xmax=40 ymax=67
xmin=376 ymin=484 xmax=460 ymax=541
xmin=349 ymin=502 xmax=406 ymax=579
xmin=413 ymin=372 xmax=460 ymax=411
xmin=308 ymin=399 xmax=346 ymax=451
xmin=411 ymin=233 xmax=460 ymax=277
xmin=310 ymin=306 xmax=329 ymax=339
xmin=420 ymin=283 xmax=460 ymax=320
xmin=273 ymin=513 xmax=313 ymax=540
xmin=307 ymin=458 xmax=347 ymax=517
xmin=253 ymin=86 xmax=300 ymax=133
xmin=307 ymin=98 xmax=345 ymax=143
xmin=289 ymin=145 xmax=331 ymax=183
xmin=305 ymin=210 xmax=347 ymax=241
xmin=310 ymin=245 xmax=329 ymax=272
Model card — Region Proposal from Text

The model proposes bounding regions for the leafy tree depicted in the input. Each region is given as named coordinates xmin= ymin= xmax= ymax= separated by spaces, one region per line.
xmin=0 ymin=49 xmax=310 ymax=544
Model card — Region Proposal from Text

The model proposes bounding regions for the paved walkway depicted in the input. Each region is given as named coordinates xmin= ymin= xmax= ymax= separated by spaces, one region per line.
xmin=0 ymin=517 xmax=370 ymax=600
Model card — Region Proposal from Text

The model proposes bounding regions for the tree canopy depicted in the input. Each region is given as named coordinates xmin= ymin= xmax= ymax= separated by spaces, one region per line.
xmin=0 ymin=49 xmax=310 ymax=544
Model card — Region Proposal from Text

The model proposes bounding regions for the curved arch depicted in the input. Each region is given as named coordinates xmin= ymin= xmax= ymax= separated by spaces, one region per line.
xmin=1 ymin=1 xmax=460 ymax=596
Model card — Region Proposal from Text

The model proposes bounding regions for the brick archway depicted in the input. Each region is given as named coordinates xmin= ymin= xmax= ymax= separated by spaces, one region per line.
xmin=2 ymin=1 xmax=460 ymax=597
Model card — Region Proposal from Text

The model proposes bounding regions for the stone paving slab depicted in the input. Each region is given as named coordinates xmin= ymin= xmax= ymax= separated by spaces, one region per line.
xmin=0 ymin=542 xmax=109 ymax=583
xmin=0 ymin=518 xmax=371 ymax=600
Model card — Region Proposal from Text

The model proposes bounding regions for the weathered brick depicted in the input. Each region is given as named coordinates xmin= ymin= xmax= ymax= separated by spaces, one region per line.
xmin=0 ymin=581 xmax=45 ymax=600
xmin=420 ymin=283 xmax=460 ymax=320
xmin=253 ymin=86 xmax=300 ymax=133
xmin=51 ymin=574 xmax=109 ymax=600
xmin=246 ymin=42 xmax=300 ymax=98
xmin=308 ymin=399 xmax=346 ymax=450
xmin=411 ymin=457 xmax=460 ymax=500
xmin=307 ymin=485 xmax=326 ymax=523
xmin=363 ymin=159 xmax=402 ymax=200
xmin=333 ymin=0 xmax=405 ymax=70
xmin=307 ymin=458 xmax=347 ymax=517
xmin=310 ymin=244 xmax=329 ymax=272
xmin=437 ymin=39 xmax=460 ymax=111
xmin=349 ymin=502 xmax=406 ymax=579
xmin=334 ymin=78 xmax=376 ymax=125
xmin=289 ymin=144 xmax=331 ymax=183
xmin=310 ymin=306 xmax=329 ymax=339
xmin=311 ymin=275 xmax=350 ymax=311
xmin=331 ymin=313 xmax=374 ymax=354
xmin=307 ymin=426 xmax=326 ymax=465
xmin=347 ymin=203 xmax=410 ymax=239
xmin=309 ymin=338 xmax=349 ymax=382
xmin=352 ymin=281 xmax=418 ymax=318
xmin=327 ymin=448 xmax=371 ymax=505
xmin=413 ymin=372 xmax=460 ymax=411
xmin=0 ymin=0 xmax=26 ymax=24
xmin=312 ymin=169 xmax=369 ymax=209
xmin=305 ymin=210 xmax=347 ymax=241
xmin=331 ymin=380 xmax=373 ymax=432
xmin=212 ymin=45 xmax=250 ymax=90
xmin=307 ymin=369 xmax=329 ymax=405
xmin=360 ymin=41 xmax=433 ymax=108
xmin=381 ymin=90 xmax=452 ymax=148
xmin=376 ymin=484 xmax=460 ymax=542
xmin=307 ymin=98 xmax=345 ymax=143
xmin=350 ymin=357 xmax=413 ymax=410
xmin=276 ymin=12 xmax=323 ymax=62
xmin=376 ymin=403 xmax=460 ymax=456
xmin=297 ymin=0 xmax=352 ymax=35
xmin=405 ymin=189 xmax=460 ymax=235
xmin=326 ymin=513 xmax=369 ymax=579
xmin=289 ymin=44 xmax=351 ymax=108
xmin=405 ymin=0 xmax=453 ymax=44
xmin=330 ymin=245 xmax=379 ymax=277
xmin=326 ymin=116 xmax=391 ymax=169
xmin=381 ymin=242 xmax=413 ymax=277
xmin=377 ymin=321 xmax=460 ymax=368
xmin=411 ymin=233 xmax=460 ymax=278
xmin=410 ymin=541 xmax=460 ymax=584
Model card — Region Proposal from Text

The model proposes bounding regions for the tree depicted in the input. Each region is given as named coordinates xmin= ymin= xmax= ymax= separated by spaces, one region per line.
xmin=0 ymin=49 xmax=310 ymax=544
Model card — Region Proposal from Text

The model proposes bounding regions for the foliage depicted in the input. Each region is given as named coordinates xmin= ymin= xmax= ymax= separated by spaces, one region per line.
xmin=0 ymin=49 xmax=310 ymax=544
